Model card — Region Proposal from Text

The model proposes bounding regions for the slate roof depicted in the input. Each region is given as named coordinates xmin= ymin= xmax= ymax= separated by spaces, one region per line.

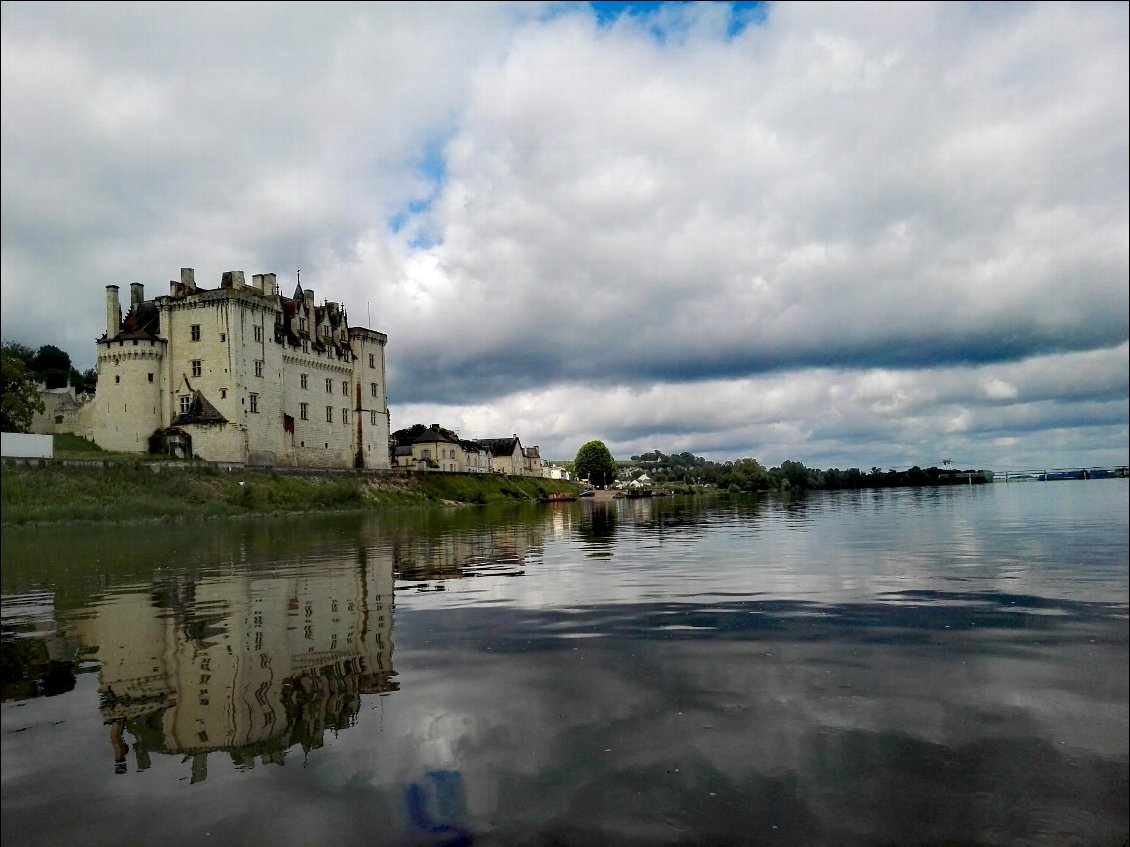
xmin=478 ymin=437 xmax=521 ymax=456
xmin=172 ymin=391 xmax=228 ymax=425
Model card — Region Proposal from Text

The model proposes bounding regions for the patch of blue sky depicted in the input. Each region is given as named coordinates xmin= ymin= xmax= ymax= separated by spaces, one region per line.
xmin=587 ymin=1 xmax=766 ymax=38
xmin=389 ymin=138 xmax=449 ymax=243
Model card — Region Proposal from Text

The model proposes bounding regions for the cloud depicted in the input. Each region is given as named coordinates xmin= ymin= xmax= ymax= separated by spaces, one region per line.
xmin=2 ymin=1 xmax=1126 ymax=470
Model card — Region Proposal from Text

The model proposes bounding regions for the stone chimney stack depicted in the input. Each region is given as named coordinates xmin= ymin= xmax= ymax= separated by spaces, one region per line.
xmin=251 ymin=274 xmax=264 ymax=293
xmin=130 ymin=283 xmax=144 ymax=310
xmin=105 ymin=285 xmax=121 ymax=337
xmin=304 ymin=288 xmax=315 ymax=306
xmin=181 ymin=268 xmax=196 ymax=290
xmin=221 ymin=271 xmax=245 ymax=289
xmin=264 ymin=273 xmax=277 ymax=297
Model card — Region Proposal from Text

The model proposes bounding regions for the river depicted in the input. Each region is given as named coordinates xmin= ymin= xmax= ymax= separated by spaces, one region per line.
xmin=1 ymin=481 xmax=1127 ymax=846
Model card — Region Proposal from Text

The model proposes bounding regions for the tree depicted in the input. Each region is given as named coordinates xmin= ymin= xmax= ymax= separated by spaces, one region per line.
xmin=574 ymin=440 xmax=617 ymax=488
xmin=1 ymin=349 xmax=45 ymax=432
xmin=30 ymin=344 xmax=72 ymax=389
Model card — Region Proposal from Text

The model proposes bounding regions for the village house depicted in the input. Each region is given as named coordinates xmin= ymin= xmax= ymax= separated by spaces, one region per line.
xmin=56 ymin=267 xmax=390 ymax=469
xmin=477 ymin=435 xmax=544 ymax=477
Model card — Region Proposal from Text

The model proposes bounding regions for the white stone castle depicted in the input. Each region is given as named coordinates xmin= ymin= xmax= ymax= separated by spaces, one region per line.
xmin=66 ymin=267 xmax=390 ymax=469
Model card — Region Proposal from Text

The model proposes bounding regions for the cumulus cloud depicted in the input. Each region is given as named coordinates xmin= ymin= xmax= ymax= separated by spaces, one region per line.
xmin=2 ymin=1 xmax=1126 ymax=470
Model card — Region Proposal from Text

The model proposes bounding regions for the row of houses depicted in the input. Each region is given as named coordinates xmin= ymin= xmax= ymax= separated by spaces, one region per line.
xmin=391 ymin=425 xmax=553 ymax=477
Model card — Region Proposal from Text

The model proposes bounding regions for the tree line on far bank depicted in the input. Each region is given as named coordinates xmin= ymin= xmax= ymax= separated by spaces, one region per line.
xmin=564 ymin=445 xmax=988 ymax=493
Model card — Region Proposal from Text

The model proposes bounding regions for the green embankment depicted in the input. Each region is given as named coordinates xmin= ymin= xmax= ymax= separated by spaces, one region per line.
xmin=0 ymin=435 xmax=581 ymax=526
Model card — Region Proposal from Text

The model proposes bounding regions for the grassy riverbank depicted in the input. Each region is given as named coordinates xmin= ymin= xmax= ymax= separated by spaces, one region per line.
xmin=1 ymin=437 xmax=581 ymax=526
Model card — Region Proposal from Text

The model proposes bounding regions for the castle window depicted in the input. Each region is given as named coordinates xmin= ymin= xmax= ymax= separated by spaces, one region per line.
xmin=325 ymin=378 xmax=333 ymax=393
xmin=302 ymin=340 xmax=308 ymax=353
xmin=370 ymin=411 xmax=378 ymax=426
xmin=179 ymin=396 xmax=191 ymax=415
xmin=219 ymin=333 xmax=225 ymax=343
xmin=249 ymin=393 xmax=259 ymax=413
xmin=254 ymin=326 xmax=263 ymax=343
xmin=191 ymin=324 xmax=201 ymax=341
xmin=300 ymin=403 xmax=309 ymax=420
xmin=255 ymin=360 xmax=264 ymax=378
xmin=325 ymin=405 xmax=333 ymax=423
xmin=275 ymin=312 xmax=283 ymax=326
xmin=55 ymin=415 xmax=64 ymax=425
xmin=148 ymin=373 xmax=153 ymax=383
xmin=299 ymin=318 xmax=307 ymax=332
xmin=342 ymin=380 xmax=349 ymax=396
xmin=342 ymin=408 xmax=349 ymax=424
xmin=370 ymin=382 xmax=378 ymax=398
xmin=192 ymin=360 xmax=202 ymax=377
xmin=220 ymin=388 xmax=227 ymax=399
xmin=115 ymin=375 xmax=120 ymax=384
xmin=369 ymin=353 xmax=375 ymax=368
xmin=300 ymin=373 xmax=308 ymax=389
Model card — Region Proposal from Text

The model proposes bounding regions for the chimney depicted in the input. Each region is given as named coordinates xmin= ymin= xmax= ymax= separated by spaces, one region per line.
xmin=304 ymin=288 xmax=315 ymax=306
xmin=180 ymin=268 xmax=196 ymax=290
xmin=221 ymin=271 xmax=245 ymax=289
xmin=263 ymin=273 xmax=277 ymax=297
xmin=251 ymin=274 xmax=264 ymax=293
xmin=105 ymin=286 xmax=121 ymax=337
xmin=130 ymin=282 xmax=144 ymax=309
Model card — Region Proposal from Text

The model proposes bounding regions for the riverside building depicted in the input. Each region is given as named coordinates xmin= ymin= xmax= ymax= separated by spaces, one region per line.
xmin=77 ymin=267 xmax=390 ymax=469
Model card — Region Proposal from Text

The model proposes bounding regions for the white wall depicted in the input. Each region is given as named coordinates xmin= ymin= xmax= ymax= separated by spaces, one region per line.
xmin=1 ymin=432 xmax=53 ymax=458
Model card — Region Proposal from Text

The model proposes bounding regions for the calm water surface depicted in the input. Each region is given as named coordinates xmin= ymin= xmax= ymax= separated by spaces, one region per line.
xmin=2 ymin=482 xmax=1127 ymax=846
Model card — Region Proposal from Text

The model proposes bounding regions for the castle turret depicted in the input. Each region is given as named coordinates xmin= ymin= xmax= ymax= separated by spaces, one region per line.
xmin=105 ymin=285 xmax=121 ymax=337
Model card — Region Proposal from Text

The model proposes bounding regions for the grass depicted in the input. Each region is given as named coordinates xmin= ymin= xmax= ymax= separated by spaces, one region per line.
xmin=0 ymin=439 xmax=582 ymax=525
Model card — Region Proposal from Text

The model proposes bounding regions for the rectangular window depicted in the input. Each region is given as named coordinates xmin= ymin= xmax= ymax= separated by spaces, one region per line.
xmin=325 ymin=405 xmax=333 ymax=423
xmin=220 ymin=388 xmax=227 ymax=399
xmin=255 ymin=360 xmax=264 ymax=377
xmin=342 ymin=408 xmax=349 ymax=424
xmin=300 ymin=373 xmax=308 ymax=389
xmin=148 ymin=373 xmax=154 ymax=383
xmin=299 ymin=318 xmax=307 ymax=332
xmin=192 ymin=360 xmax=202 ymax=377
xmin=325 ymin=378 xmax=333 ymax=393
xmin=302 ymin=340 xmax=309 ymax=353
xmin=300 ymin=403 xmax=309 ymax=420
xmin=342 ymin=380 xmax=349 ymax=396
xmin=191 ymin=324 xmax=201 ymax=341
xmin=179 ymin=396 xmax=191 ymax=414
xmin=370 ymin=382 xmax=378 ymax=398
xmin=275 ymin=312 xmax=284 ymax=326
xmin=369 ymin=353 xmax=375 ymax=368
xmin=249 ymin=393 xmax=259 ymax=413
xmin=254 ymin=325 xmax=263 ymax=342
xmin=370 ymin=410 xmax=378 ymax=425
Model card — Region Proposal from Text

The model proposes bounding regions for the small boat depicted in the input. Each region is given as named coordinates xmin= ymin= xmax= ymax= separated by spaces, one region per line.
xmin=540 ymin=492 xmax=577 ymax=502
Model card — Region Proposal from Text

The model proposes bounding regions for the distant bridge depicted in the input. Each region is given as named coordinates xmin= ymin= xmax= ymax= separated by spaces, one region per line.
xmin=993 ymin=466 xmax=1128 ymax=482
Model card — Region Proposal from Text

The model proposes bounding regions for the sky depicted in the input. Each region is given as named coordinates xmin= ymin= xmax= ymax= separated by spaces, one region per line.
xmin=2 ymin=1 xmax=1127 ymax=471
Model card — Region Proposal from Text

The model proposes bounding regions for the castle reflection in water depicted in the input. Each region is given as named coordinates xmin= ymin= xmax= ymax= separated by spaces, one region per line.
xmin=3 ymin=516 xmax=548 ymax=783
xmin=73 ymin=553 xmax=396 ymax=782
